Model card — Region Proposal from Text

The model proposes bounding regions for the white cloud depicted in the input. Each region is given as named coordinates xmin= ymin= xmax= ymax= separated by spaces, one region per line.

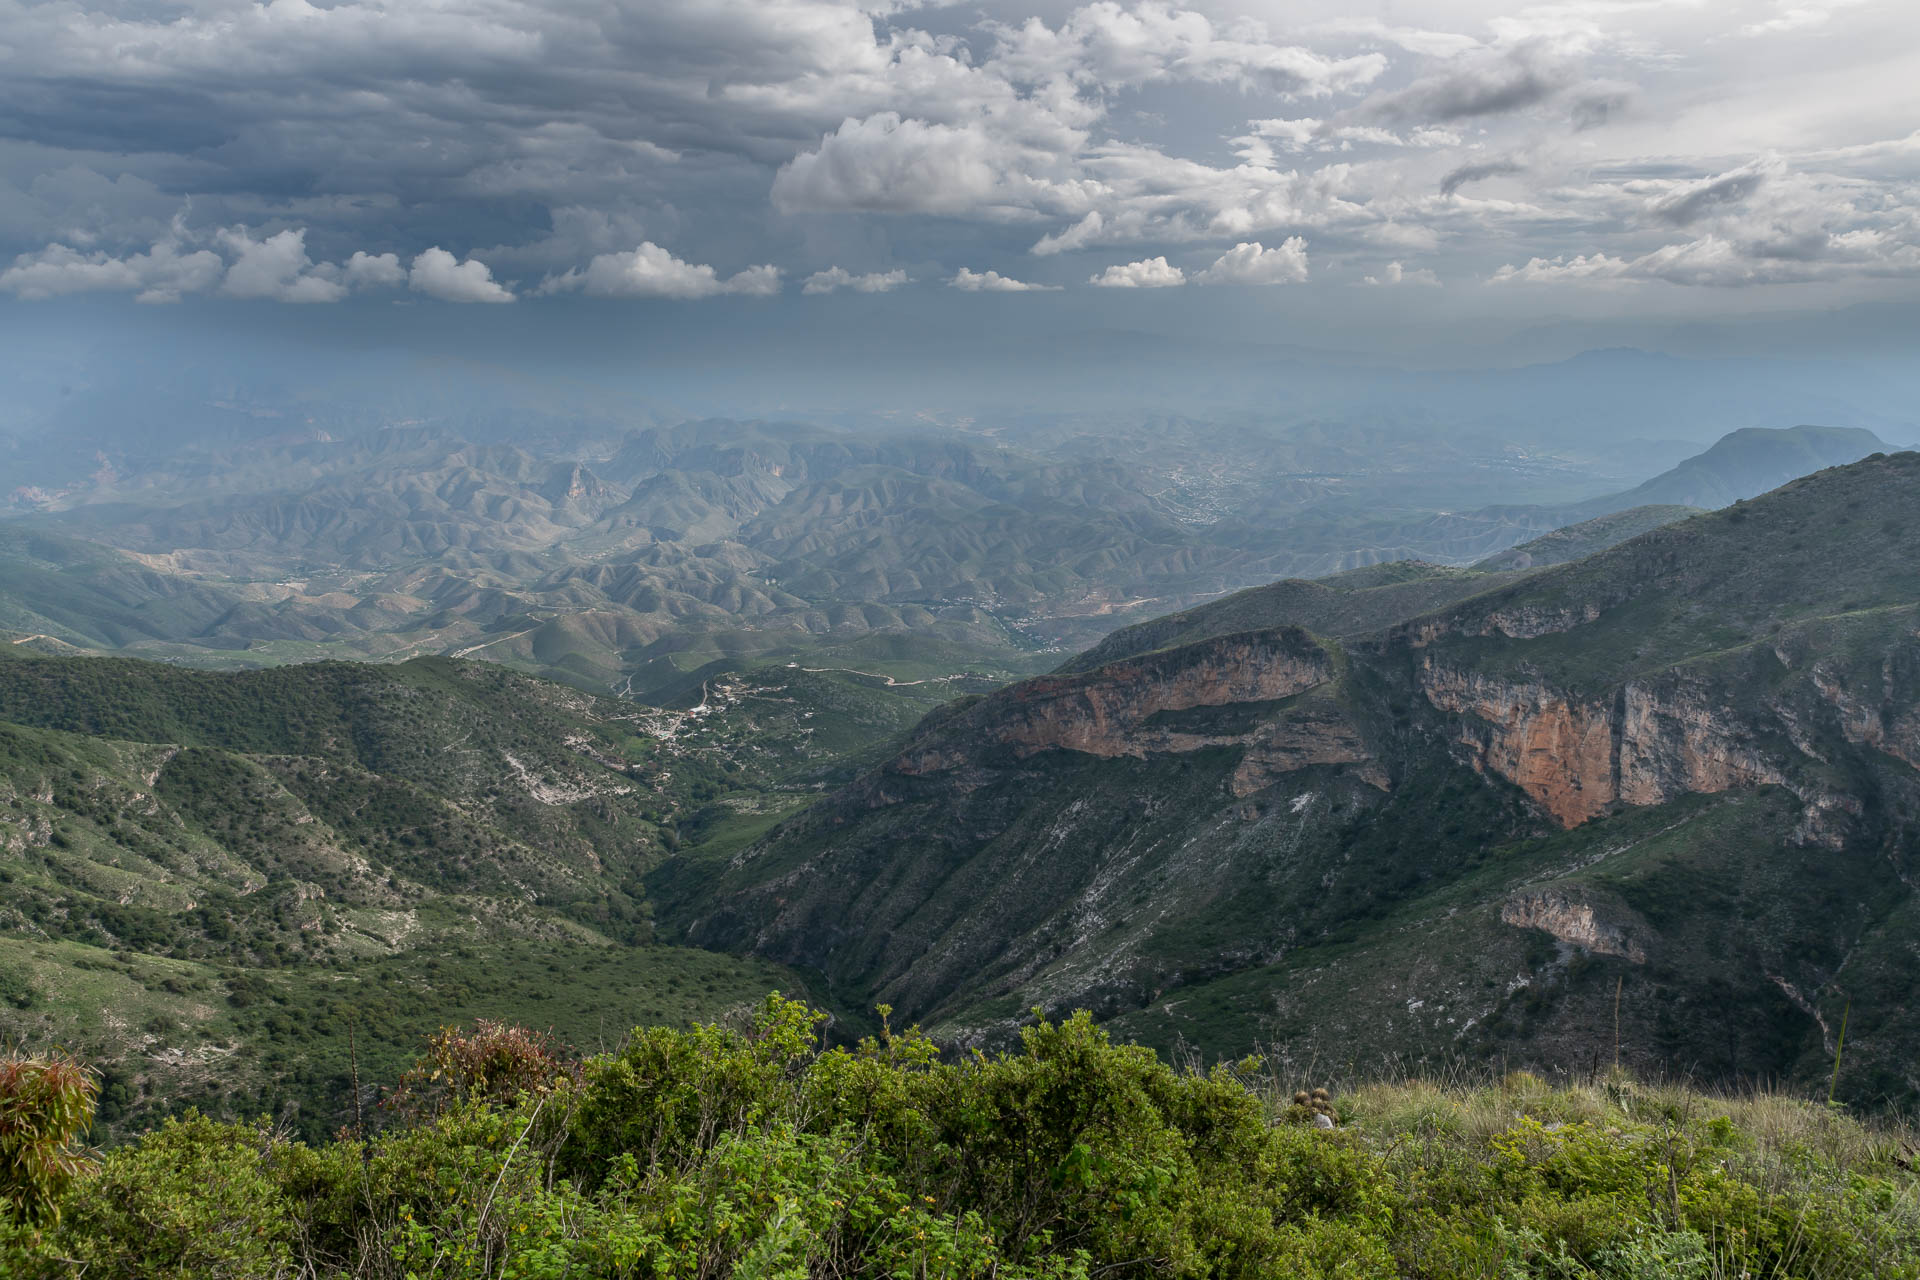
xmin=1487 ymin=151 xmax=1920 ymax=288
xmin=218 ymin=227 xmax=348 ymax=303
xmin=1193 ymin=238 xmax=1309 ymax=285
xmin=1029 ymin=145 xmax=1369 ymax=255
xmin=986 ymin=4 xmax=1386 ymax=96
xmin=543 ymin=242 xmax=781 ymax=299
xmin=409 ymin=247 xmax=515 ymax=302
xmin=0 ymin=229 xmax=222 ymax=303
xmin=771 ymin=113 xmax=1084 ymax=218
xmin=725 ymin=263 xmax=784 ymax=297
xmin=1306 ymin=18 xmax=1482 ymax=60
xmin=1492 ymin=230 xmax=1920 ymax=287
xmin=345 ymin=251 xmax=407 ymax=288
xmin=802 ymin=266 xmax=910 ymax=294
xmin=1742 ymin=0 xmax=1870 ymax=37
xmin=0 ymin=221 xmax=422 ymax=303
xmin=1243 ymin=118 xmax=1322 ymax=152
xmin=1089 ymin=256 xmax=1185 ymax=287
xmin=948 ymin=267 xmax=1059 ymax=291
xmin=1362 ymin=261 xmax=1441 ymax=287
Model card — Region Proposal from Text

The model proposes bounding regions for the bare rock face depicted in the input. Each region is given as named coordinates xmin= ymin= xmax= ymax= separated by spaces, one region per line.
xmin=1811 ymin=656 xmax=1920 ymax=771
xmin=1419 ymin=663 xmax=1788 ymax=829
xmin=1419 ymin=668 xmax=1618 ymax=825
xmin=1230 ymin=706 xmax=1387 ymax=796
xmin=1500 ymin=890 xmax=1646 ymax=962
xmin=895 ymin=629 xmax=1338 ymax=774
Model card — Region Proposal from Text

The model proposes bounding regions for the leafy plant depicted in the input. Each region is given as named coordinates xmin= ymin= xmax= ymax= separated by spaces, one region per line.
xmin=384 ymin=1021 xmax=581 ymax=1124
xmin=0 ymin=1050 xmax=97 ymax=1225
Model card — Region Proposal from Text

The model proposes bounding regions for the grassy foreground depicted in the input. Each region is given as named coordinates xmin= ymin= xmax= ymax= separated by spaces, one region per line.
xmin=4 ymin=996 xmax=1918 ymax=1279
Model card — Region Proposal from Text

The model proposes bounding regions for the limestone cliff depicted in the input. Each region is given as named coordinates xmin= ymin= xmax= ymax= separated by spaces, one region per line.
xmin=1417 ymin=664 xmax=1786 ymax=828
xmin=893 ymin=628 xmax=1343 ymax=774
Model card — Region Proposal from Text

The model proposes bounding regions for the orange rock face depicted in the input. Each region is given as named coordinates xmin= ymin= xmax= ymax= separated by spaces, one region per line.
xmin=896 ymin=631 xmax=1338 ymax=775
xmin=1419 ymin=662 xmax=1784 ymax=827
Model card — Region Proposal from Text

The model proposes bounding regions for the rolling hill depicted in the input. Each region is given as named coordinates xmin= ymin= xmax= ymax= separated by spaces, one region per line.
xmin=0 ymin=652 xmax=806 ymax=1138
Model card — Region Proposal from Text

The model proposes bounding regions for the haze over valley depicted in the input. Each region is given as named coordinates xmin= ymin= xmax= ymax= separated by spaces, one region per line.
xmin=5 ymin=0 xmax=1920 ymax=1272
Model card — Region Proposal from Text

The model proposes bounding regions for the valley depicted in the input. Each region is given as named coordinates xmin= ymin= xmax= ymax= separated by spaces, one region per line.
xmin=4 ymin=422 xmax=1918 ymax=1135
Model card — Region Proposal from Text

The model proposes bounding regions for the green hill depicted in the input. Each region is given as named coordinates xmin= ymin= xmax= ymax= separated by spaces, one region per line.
xmin=0 ymin=652 xmax=804 ymax=1139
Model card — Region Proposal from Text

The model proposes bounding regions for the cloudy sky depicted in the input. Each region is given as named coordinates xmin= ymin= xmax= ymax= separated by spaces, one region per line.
xmin=1 ymin=0 xmax=1917 ymax=363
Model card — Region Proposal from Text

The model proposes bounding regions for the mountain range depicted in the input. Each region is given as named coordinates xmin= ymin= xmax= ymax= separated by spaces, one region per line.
xmin=0 ymin=419 xmax=1889 ymax=688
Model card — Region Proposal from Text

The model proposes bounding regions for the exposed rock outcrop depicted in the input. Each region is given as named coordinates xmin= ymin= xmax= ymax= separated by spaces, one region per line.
xmin=895 ymin=629 xmax=1337 ymax=773
xmin=1501 ymin=890 xmax=1646 ymax=962
xmin=1420 ymin=664 xmax=1785 ymax=827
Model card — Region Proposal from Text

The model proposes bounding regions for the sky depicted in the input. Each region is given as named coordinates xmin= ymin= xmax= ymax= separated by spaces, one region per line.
xmin=0 ymin=0 xmax=1917 ymax=371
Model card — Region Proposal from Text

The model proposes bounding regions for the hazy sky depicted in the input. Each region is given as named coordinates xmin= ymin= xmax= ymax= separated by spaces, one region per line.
xmin=1 ymin=0 xmax=1917 ymax=360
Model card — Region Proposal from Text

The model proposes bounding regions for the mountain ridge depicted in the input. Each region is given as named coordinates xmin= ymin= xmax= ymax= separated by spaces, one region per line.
xmin=676 ymin=450 xmax=1920 ymax=1103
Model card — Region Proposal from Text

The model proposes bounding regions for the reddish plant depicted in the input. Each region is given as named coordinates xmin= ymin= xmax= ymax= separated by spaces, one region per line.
xmin=382 ymin=1021 xmax=580 ymax=1123
xmin=0 ymin=1051 xmax=98 ymax=1224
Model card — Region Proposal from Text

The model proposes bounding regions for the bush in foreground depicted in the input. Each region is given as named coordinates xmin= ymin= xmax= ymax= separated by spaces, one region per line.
xmin=2 ymin=996 xmax=1917 ymax=1278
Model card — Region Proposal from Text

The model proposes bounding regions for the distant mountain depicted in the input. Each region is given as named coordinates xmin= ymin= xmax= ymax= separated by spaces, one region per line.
xmin=678 ymin=451 xmax=1920 ymax=1103
xmin=1592 ymin=425 xmax=1889 ymax=511
xmin=0 ymin=420 xmax=1892 ymax=717
xmin=1448 ymin=423 xmax=1891 ymax=563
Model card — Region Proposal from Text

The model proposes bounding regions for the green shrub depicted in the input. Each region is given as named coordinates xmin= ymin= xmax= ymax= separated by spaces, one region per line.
xmin=6 ymin=998 xmax=1919 ymax=1278
xmin=51 ymin=1114 xmax=295 ymax=1278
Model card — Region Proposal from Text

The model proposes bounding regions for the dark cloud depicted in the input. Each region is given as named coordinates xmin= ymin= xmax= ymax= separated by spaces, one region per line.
xmin=1363 ymin=49 xmax=1569 ymax=124
xmin=1651 ymin=161 xmax=1774 ymax=225
xmin=1570 ymin=88 xmax=1632 ymax=131
xmin=0 ymin=79 xmax=239 ymax=155
xmin=1439 ymin=158 xmax=1524 ymax=196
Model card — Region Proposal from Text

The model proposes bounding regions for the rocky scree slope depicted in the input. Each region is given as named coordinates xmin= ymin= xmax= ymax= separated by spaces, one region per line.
xmin=678 ymin=451 xmax=1920 ymax=1104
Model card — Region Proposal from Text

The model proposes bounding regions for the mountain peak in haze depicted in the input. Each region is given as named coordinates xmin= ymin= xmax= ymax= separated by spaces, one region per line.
xmin=1610 ymin=424 xmax=1889 ymax=510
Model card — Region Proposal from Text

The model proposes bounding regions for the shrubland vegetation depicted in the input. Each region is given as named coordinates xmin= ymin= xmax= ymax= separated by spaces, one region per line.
xmin=5 ymin=996 xmax=1917 ymax=1279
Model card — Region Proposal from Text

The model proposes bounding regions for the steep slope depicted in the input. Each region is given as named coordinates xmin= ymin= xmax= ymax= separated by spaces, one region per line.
xmin=678 ymin=451 xmax=1920 ymax=1103
xmin=1471 ymin=505 xmax=1701 ymax=571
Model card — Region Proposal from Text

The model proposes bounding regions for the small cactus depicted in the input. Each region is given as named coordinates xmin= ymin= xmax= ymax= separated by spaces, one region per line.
xmin=1281 ymin=1086 xmax=1339 ymax=1127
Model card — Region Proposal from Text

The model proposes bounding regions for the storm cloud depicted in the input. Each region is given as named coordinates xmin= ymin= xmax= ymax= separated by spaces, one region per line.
xmin=0 ymin=0 xmax=1914 ymax=332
